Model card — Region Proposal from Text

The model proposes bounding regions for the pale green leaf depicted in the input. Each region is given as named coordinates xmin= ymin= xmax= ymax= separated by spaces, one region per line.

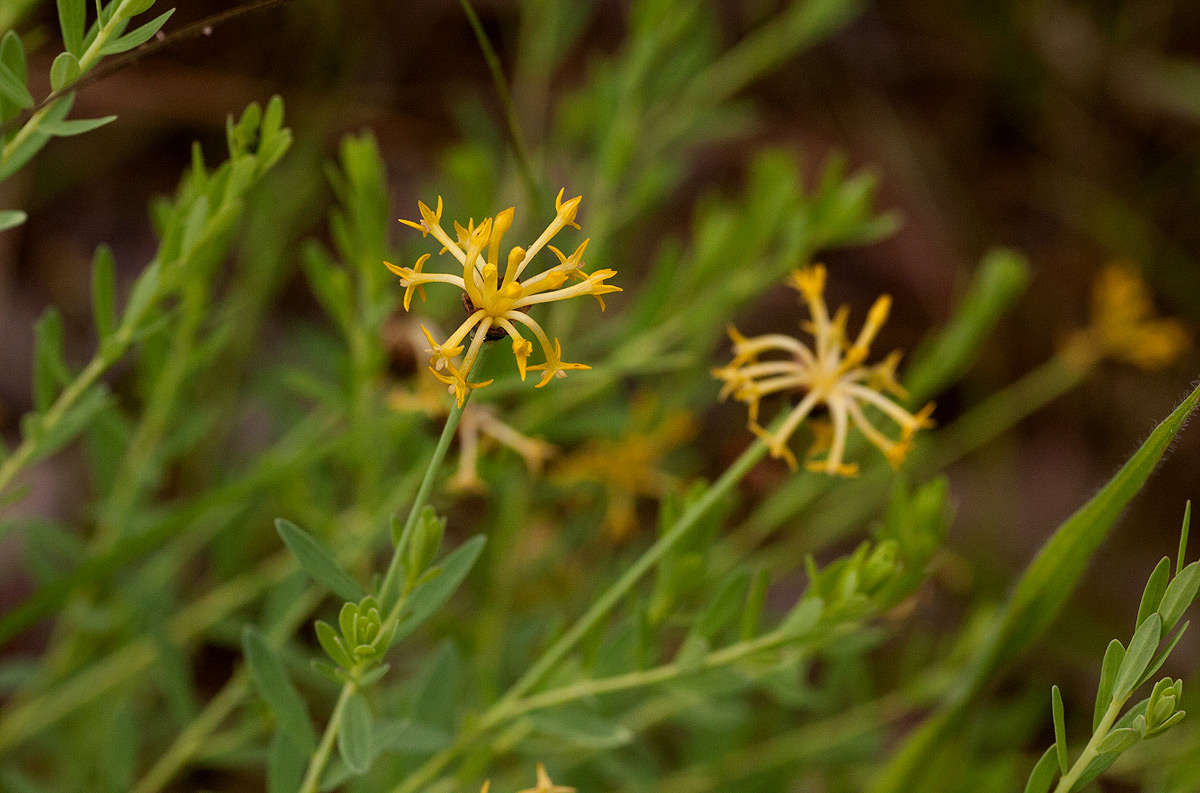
xmin=337 ymin=692 xmax=372 ymax=774
xmin=274 ymin=518 xmax=364 ymax=602
xmin=242 ymin=626 xmax=316 ymax=753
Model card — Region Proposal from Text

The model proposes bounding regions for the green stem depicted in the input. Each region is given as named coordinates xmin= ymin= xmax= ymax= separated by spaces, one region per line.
xmin=1052 ymin=698 xmax=1124 ymax=793
xmin=389 ymin=431 xmax=772 ymax=793
xmin=458 ymin=0 xmax=543 ymax=212
xmin=298 ymin=683 xmax=354 ymax=793
xmin=379 ymin=379 xmax=475 ymax=610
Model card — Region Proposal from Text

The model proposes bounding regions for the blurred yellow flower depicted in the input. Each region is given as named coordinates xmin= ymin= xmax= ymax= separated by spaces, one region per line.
xmin=386 ymin=320 xmax=555 ymax=491
xmin=385 ymin=191 xmax=620 ymax=406
xmin=554 ymin=396 xmax=695 ymax=541
xmin=713 ymin=265 xmax=934 ymax=475
xmin=516 ymin=763 xmax=575 ymax=793
xmin=1063 ymin=261 xmax=1189 ymax=370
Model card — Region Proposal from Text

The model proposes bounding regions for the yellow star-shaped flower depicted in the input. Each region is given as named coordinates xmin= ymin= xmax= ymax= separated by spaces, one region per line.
xmin=713 ymin=264 xmax=934 ymax=474
xmin=385 ymin=190 xmax=620 ymax=406
xmin=515 ymin=763 xmax=576 ymax=793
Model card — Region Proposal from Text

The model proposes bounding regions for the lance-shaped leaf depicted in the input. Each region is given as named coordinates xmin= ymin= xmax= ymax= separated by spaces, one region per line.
xmin=242 ymin=627 xmax=316 ymax=753
xmin=274 ymin=518 xmax=363 ymax=602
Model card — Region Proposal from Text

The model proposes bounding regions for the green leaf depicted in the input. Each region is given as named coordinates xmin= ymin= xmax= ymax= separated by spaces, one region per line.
xmin=1114 ymin=613 xmax=1161 ymax=700
xmin=49 ymin=52 xmax=80 ymax=92
xmin=29 ymin=384 xmax=112 ymax=462
xmin=90 ymin=244 xmax=116 ymax=339
xmin=0 ymin=58 xmax=32 ymax=108
xmin=119 ymin=258 xmax=160 ymax=330
xmin=274 ymin=518 xmax=364 ymax=602
xmin=1136 ymin=557 xmax=1172 ymax=630
xmin=1095 ymin=639 xmax=1125 ymax=730
xmin=391 ymin=535 xmax=486 ymax=643
xmin=32 ymin=308 xmax=69 ymax=412
xmin=1069 ymin=751 xmax=1120 ymax=791
xmin=1096 ymin=726 xmax=1139 ymax=754
xmin=241 ymin=626 xmax=317 ymax=753
xmin=0 ymin=210 xmax=26 ymax=231
xmin=337 ymin=691 xmax=372 ymax=774
xmin=266 ymin=731 xmax=306 ymax=793
xmin=41 ymin=115 xmax=117 ymax=137
xmin=1157 ymin=561 xmax=1200 ymax=631
xmin=692 ymin=568 xmax=750 ymax=640
xmin=1023 ymin=745 xmax=1059 ymax=793
xmin=315 ymin=620 xmax=354 ymax=670
xmin=1135 ymin=620 xmax=1188 ymax=690
xmin=739 ymin=567 xmax=770 ymax=640
xmin=99 ymin=8 xmax=174 ymax=55
xmin=1178 ymin=501 xmax=1191 ymax=575
xmin=528 ymin=705 xmax=634 ymax=748
xmin=904 ymin=247 xmax=1030 ymax=402
xmin=779 ymin=596 xmax=824 ymax=637
xmin=57 ymin=0 xmax=86 ymax=55
xmin=1051 ymin=685 xmax=1068 ymax=773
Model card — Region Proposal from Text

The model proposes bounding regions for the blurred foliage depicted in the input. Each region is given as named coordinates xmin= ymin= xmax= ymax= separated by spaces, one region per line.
xmin=0 ymin=1 xmax=1198 ymax=792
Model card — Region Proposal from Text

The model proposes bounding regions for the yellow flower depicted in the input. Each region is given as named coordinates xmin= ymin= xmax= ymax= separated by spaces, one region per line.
xmin=554 ymin=395 xmax=696 ymax=541
xmin=386 ymin=319 xmax=556 ymax=490
xmin=1062 ymin=261 xmax=1189 ymax=371
xmin=385 ymin=191 xmax=621 ymax=406
xmin=713 ymin=264 xmax=934 ymax=475
xmin=515 ymin=763 xmax=575 ymax=793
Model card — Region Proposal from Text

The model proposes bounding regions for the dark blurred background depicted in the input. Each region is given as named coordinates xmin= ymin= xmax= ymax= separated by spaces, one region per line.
xmin=2 ymin=0 xmax=1199 ymax=718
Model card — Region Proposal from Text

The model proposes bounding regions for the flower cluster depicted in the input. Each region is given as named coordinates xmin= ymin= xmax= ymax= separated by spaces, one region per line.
xmin=385 ymin=191 xmax=620 ymax=406
xmin=1062 ymin=261 xmax=1189 ymax=371
xmin=713 ymin=265 xmax=934 ymax=474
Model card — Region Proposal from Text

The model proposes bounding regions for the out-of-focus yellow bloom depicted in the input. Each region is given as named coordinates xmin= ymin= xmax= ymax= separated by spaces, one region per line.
xmin=713 ymin=265 xmax=934 ymax=475
xmin=385 ymin=192 xmax=620 ymax=406
xmin=515 ymin=763 xmax=575 ymax=793
xmin=554 ymin=396 xmax=696 ymax=541
xmin=386 ymin=320 xmax=555 ymax=491
xmin=1062 ymin=261 xmax=1189 ymax=370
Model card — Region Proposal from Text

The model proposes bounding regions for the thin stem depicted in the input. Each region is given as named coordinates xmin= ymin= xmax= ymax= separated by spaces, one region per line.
xmin=1052 ymin=697 xmax=1124 ymax=793
xmin=298 ymin=683 xmax=354 ymax=793
xmin=379 ymin=365 xmax=478 ymax=610
xmin=458 ymin=0 xmax=544 ymax=212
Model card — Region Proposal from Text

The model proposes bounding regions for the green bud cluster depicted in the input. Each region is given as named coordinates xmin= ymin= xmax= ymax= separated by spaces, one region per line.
xmin=313 ymin=596 xmax=396 ymax=686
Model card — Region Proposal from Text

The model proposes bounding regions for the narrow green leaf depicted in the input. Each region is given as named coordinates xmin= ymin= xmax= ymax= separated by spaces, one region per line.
xmin=315 ymin=621 xmax=354 ymax=670
xmin=779 ymin=596 xmax=823 ymax=636
xmin=391 ymin=535 xmax=486 ymax=643
xmin=99 ymin=8 xmax=174 ymax=55
xmin=337 ymin=691 xmax=372 ymax=774
xmin=49 ymin=52 xmax=80 ymax=92
xmin=1023 ymin=745 xmax=1059 ymax=793
xmin=1114 ymin=613 xmax=1161 ymax=700
xmin=692 ymin=569 xmax=750 ymax=640
xmin=32 ymin=308 xmax=69 ymax=412
xmin=241 ymin=626 xmax=316 ymax=753
xmin=1136 ymin=557 xmax=1172 ymax=630
xmin=1178 ymin=501 xmax=1191 ymax=575
xmin=0 ymin=59 xmax=32 ymax=108
xmin=29 ymin=384 xmax=112 ymax=462
xmin=90 ymin=244 xmax=116 ymax=339
xmin=1095 ymin=639 xmax=1125 ymax=731
xmin=266 ymin=731 xmax=305 ymax=793
xmin=1157 ymin=561 xmax=1200 ymax=631
xmin=1135 ymin=620 xmax=1188 ymax=690
xmin=57 ymin=0 xmax=86 ymax=56
xmin=1051 ymin=685 xmax=1068 ymax=773
xmin=528 ymin=705 xmax=634 ymax=748
xmin=0 ymin=32 xmax=25 ymax=85
xmin=904 ymin=247 xmax=1031 ymax=401
xmin=41 ymin=115 xmax=117 ymax=137
xmin=739 ymin=567 xmax=770 ymax=640
xmin=1096 ymin=726 xmax=1139 ymax=754
xmin=274 ymin=518 xmax=364 ymax=602
xmin=119 ymin=258 xmax=160 ymax=330
xmin=0 ymin=210 xmax=26 ymax=231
